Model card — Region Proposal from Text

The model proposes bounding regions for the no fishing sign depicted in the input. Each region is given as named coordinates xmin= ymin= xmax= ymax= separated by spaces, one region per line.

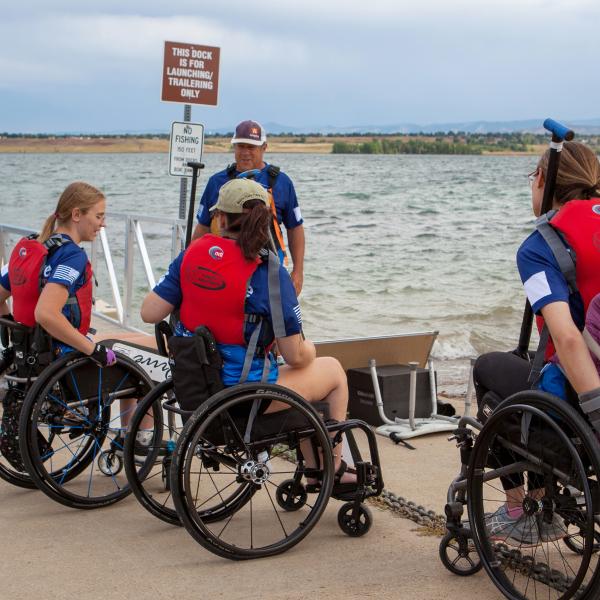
xmin=161 ymin=41 xmax=220 ymax=105
xmin=169 ymin=121 xmax=204 ymax=176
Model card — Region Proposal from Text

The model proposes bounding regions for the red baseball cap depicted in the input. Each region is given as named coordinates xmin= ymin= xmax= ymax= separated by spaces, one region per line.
xmin=231 ymin=120 xmax=267 ymax=146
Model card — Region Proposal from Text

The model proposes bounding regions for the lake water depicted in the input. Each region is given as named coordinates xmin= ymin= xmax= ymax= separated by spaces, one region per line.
xmin=0 ymin=152 xmax=541 ymax=392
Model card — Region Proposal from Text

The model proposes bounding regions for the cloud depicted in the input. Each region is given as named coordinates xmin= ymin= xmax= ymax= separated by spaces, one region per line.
xmin=0 ymin=14 xmax=309 ymax=86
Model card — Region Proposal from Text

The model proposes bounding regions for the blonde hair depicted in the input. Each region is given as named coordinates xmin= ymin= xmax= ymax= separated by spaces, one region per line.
xmin=538 ymin=141 xmax=600 ymax=205
xmin=39 ymin=182 xmax=105 ymax=243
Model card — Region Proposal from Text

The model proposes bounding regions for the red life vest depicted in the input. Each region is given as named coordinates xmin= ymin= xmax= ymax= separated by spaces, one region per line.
xmin=536 ymin=199 xmax=600 ymax=358
xmin=179 ymin=235 xmax=260 ymax=344
xmin=8 ymin=235 xmax=93 ymax=335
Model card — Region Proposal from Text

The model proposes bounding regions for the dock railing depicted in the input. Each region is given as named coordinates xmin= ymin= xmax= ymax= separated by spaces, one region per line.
xmin=0 ymin=212 xmax=187 ymax=332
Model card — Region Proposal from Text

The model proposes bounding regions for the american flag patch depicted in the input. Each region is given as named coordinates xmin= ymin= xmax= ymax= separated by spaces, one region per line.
xmin=293 ymin=304 xmax=302 ymax=325
xmin=53 ymin=265 xmax=80 ymax=285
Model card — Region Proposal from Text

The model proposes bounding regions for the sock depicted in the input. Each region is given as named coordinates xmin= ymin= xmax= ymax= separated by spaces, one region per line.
xmin=507 ymin=505 xmax=524 ymax=518
xmin=136 ymin=430 xmax=153 ymax=445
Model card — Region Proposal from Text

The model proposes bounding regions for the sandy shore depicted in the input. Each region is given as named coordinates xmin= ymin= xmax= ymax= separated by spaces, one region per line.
xmin=0 ymin=136 xmax=544 ymax=155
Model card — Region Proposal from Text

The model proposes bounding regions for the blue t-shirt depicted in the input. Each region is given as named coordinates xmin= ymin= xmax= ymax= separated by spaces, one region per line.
xmin=153 ymin=248 xmax=303 ymax=385
xmin=517 ymin=230 xmax=585 ymax=400
xmin=0 ymin=234 xmax=89 ymax=328
xmin=517 ymin=230 xmax=584 ymax=328
xmin=196 ymin=164 xmax=303 ymax=231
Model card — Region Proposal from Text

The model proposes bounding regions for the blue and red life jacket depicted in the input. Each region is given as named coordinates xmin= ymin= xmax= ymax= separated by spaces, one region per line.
xmin=8 ymin=234 xmax=93 ymax=335
xmin=531 ymin=199 xmax=600 ymax=379
xmin=180 ymin=235 xmax=260 ymax=342
xmin=179 ymin=234 xmax=283 ymax=384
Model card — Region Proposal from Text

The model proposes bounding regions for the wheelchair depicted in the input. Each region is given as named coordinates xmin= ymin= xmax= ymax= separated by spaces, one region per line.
xmin=439 ymin=389 xmax=600 ymax=600
xmin=123 ymin=328 xmax=383 ymax=560
xmin=0 ymin=316 xmax=156 ymax=509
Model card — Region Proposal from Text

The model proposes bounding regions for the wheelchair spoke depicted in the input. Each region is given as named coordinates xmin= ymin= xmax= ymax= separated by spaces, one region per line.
xmin=263 ymin=483 xmax=288 ymax=538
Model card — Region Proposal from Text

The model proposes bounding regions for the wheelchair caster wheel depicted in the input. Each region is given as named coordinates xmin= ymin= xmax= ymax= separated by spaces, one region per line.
xmin=276 ymin=479 xmax=307 ymax=511
xmin=438 ymin=531 xmax=482 ymax=576
xmin=97 ymin=452 xmax=123 ymax=477
xmin=337 ymin=502 xmax=372 ymax=537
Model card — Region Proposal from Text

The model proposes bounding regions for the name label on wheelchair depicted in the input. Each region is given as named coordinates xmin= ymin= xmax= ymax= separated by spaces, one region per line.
xmin=112 ymin=343 xmax=171 ymax=382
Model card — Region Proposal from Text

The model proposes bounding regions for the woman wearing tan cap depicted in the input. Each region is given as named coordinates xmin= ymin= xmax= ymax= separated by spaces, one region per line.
xmin=142 ymin=178 xmax=355 ymax=488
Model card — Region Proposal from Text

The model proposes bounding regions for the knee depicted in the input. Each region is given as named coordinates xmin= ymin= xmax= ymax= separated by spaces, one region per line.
xmin=317 ymin=356 xmax=346 ymax=384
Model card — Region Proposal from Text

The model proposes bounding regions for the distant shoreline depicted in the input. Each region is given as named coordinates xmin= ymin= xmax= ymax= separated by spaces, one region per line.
xmin=0 ymin=135 xmax=547 ymax=155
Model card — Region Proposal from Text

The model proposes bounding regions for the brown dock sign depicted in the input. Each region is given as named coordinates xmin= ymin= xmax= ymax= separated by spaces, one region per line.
xmin=161 ymin=41 xmax=220 ymax=105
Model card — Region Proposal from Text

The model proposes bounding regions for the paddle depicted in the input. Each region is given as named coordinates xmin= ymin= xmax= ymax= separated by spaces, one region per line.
xmin=515 ymin=119 xmax=574 ymax=359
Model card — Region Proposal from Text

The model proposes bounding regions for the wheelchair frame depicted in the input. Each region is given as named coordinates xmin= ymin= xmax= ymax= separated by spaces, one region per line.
xmin=0 ymin=316 xmax=157 ymax=508
xmin=123 ymin=377 xmax=384 ymax=559
xmin=440 ymin=390 xmax=600 ymax=600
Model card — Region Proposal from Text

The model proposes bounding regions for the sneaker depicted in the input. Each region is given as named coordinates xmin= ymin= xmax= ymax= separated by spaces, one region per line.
xmin=536 ymin=512 xmax=567 ymax=543
xmin=485 ymin=505 xmax=539 ymax=546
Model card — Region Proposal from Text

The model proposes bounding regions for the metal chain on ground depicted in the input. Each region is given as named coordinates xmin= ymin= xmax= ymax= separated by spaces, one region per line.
xmin=368 ymin=489 xmax=575 ymax=592
xmin=275 ymin=446 xmax=576 ymax=593
xmin=367 ymin=489 xmax=446 ymax=536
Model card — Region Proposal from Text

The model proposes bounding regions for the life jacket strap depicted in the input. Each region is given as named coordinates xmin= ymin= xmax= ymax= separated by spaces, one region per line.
xmin=239 ymin=320 xmax=263 ymax=384
xmin=535 ymin=212 xmax=578 ymax=293
xmin=528 ymin=324 xmax=550 ymax=385
xmin=528 ymin=213 xmax=580 ymax=385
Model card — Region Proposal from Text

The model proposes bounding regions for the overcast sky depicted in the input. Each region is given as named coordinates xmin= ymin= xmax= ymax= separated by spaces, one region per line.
xmin=1 ymin=0 xmax=599 ymax=133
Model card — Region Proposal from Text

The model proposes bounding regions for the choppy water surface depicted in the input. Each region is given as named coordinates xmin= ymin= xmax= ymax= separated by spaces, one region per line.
xmin=0 ymin=153 xmax=540 ymax=389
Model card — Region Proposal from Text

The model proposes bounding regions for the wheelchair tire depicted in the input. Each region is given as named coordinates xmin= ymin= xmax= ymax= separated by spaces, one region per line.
xmin=0 ymin=387 xmax=36 ymax=489
xmin=467 ymin=391 xmax=600 ymax=600
xmin=171 ymin=383 xmax=334 ymax=560
xmin=439 ymin=530 xmax=482 ymax=576
xmin=124 ymin=378 xmax=256 ymax=526
xmin=275 ymin=479 xmax=308 ymax=511
xmin=337 ymin=502 xmax=372 ymax=537
xmin=19 ymin=352 xmax=154 ymax=509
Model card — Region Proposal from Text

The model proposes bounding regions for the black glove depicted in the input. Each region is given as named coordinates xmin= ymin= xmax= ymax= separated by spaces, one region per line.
xmin=579 ymin=387 xmax=600 ymax=433
xmin=89 ymin=343 xmax=117 ymax=367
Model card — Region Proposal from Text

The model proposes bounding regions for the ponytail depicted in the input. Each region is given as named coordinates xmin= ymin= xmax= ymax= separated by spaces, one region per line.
xmin=38 ymin=214 xmax=58 ymax=244
xmin=538 ymin=141 xmax=600 ymax=205
xmin=223 ymin=200 xmax=271 ymax=260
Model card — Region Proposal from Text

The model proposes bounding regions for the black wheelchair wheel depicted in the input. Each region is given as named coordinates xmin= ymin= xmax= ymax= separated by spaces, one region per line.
xmin=0 ymin=381 xmax=36 ymax=489
xmin=171 ymin=383 xmax=334 ymax=560
xmin=337 ymin=502 xmax=372 ymax=537
xmin=124 ymin=378 xmax=256 ymax=526
xmin=276 ymin=479 xmax=308 ymax=511
xmin=439 ymin=530 xmax=482 ymax=576
xmin=468 ymin=391 xmax=600 ymax=600
xmin=124 ymin=378 xmax=178 ymax=525
xmin=19 ymin=352 xmax=154 ymax=509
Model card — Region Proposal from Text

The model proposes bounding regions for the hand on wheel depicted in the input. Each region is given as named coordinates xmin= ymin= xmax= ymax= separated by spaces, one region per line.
xmin=89 ymin=343 xmax=117 ymax=367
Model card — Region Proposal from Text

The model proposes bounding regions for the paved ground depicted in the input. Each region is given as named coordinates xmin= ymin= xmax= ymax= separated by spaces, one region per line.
xmin=0 ymin=324 xmax=500 ymax=600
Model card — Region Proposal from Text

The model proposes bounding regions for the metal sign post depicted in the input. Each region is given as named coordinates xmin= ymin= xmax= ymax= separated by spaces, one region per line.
xmin=178 ymin=105 xmax=191 ymax=219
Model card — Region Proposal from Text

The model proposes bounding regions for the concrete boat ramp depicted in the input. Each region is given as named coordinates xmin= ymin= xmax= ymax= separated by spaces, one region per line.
xmin=0 ymin=323 xmax=498 ymax=599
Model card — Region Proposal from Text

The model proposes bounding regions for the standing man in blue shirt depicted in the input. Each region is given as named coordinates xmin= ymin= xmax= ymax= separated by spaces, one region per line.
xmin=192 ymin=120 xmax=305 ymax=294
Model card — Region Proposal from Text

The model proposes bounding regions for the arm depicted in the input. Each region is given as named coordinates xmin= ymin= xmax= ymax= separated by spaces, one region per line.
xmin=141 ymin=291 xmax=175 ymax=324
xmin=541 ymin=301 xmax=600 ymax=394
xmin=276 ymin=334 xmax=316 ymax=368
xmin=192 ymin=223 xmax=210 ymax=241
xmin=287 ymin=224 xmax=305 ymax=295
xmin=35 ymin=283 xmax=95 ymax=354
xmin=0 ymin=284 xmax=10 ymax=316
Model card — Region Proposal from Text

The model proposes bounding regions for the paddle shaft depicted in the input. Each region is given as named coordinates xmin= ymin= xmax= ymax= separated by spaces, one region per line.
xmin=515 ymin=120 xmax=574 ymax=357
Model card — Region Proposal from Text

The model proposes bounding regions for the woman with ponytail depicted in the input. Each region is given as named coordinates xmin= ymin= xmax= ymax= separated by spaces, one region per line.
xmin=473 ymin=141 xmax=600 ymax=545
xmin=142 ymin=178 xmax=353 ymax=483
xmin=0 ymin=181 xmax=115 ymax=366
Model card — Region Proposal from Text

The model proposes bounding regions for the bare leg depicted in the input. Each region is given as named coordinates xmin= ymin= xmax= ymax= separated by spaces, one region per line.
xmin=276 ymin=357 xmax=354 ymax=482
